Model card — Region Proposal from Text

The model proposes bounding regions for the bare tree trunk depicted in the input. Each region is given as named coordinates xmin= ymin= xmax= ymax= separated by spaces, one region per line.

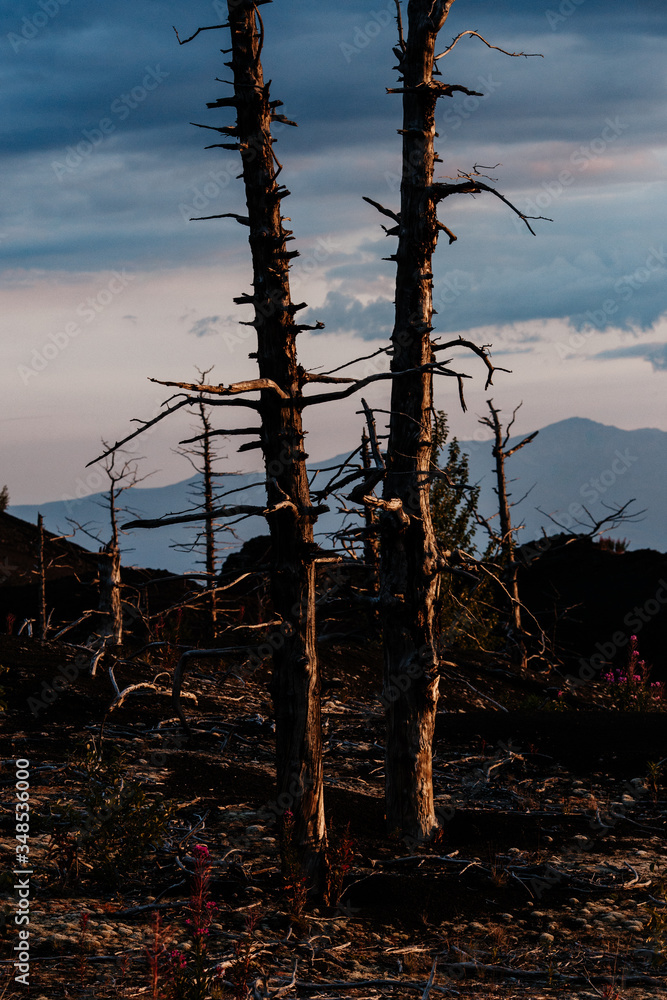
xmin=100 ymin=482 xmax=123 ymax=646
xmin=199 ymin=401 xmax=218 ymax=639
xmin=37 ymin=513 xmax=47 ymax=640
xmin=380 ymin=1 xmax=453 ymax=841
xmin=483 ymin=401 xmax=537 ymax=672
xmin=225 ymin=0 xmax=325 ymax=877
xmin=361 ymin=430 xmax=380 ymax=593
xmin=98 ymin=543 xmax=122 ymax=646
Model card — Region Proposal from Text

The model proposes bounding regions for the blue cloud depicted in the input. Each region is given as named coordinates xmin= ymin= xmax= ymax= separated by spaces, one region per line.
xmin=592 ymin=342 xmax=667 ymax=371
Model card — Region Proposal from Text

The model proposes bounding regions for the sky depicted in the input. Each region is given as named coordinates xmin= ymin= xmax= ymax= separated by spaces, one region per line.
xmin=2 ymin=0 xmax=666 ymax=505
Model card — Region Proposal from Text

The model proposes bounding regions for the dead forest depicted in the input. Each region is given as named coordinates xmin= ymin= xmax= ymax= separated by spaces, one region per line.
xmin=2 ymin=2 xmax=666 ymax=999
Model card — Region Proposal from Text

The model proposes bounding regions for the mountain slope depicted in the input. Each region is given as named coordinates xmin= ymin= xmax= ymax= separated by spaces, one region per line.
xmin=460 ymin=417 xmax=666 ymax=553
xmin=9 ymin=418 xmax=666 ymax=571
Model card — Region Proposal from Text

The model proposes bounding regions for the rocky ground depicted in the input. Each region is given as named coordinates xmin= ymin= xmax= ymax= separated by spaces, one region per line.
xmin=1 ymin=634 xmax=667 ymax=999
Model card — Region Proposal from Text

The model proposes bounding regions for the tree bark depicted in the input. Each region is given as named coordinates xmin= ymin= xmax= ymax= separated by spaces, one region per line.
xmin=380 ymin=1 xmax=457 ymax=840
xmin=361 ymin=430 xmax=380 ymax=593
xmin=199 ymin=401 xmax=219 ymax=639
xmin=98 ymin=542 xmax=122 ymax=646
xmin=37 ymin=513 xmax=47 ymax=640
xmin=225 ymin=0 xmax=325 ymax=876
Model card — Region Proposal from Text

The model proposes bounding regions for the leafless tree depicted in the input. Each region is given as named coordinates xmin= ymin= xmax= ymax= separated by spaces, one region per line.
xmin=174 ymin=368 xmax=231 ymax=640
xmin=363 ymin=0 xmax=544 ymax=839
xmin=91 ymin=0 xmax=546 ymax=860
xmin=478 ymin=400 xmax=538 ymax=670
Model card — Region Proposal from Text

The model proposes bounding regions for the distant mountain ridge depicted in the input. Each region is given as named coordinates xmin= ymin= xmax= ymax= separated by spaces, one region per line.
xmin=9 ymin=418 xmax=666 ymax=572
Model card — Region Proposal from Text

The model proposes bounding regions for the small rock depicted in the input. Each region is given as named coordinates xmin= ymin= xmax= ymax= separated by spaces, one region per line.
xmin=572 ymin=780 xmax=585 ymax=787
xmin=500 ymin=913 xmax=514 ymax=922
xmin=469 ymin=922 xmax=486 ymax=932
xmin=531 ymin=911 xmax=546 ymax=920
xmin=539 ymin=932 xmax=555 ymax=944
xmin=568 ymin=897 xmax=580 ymax=905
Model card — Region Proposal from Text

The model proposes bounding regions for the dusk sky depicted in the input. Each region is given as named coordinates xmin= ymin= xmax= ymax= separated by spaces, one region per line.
xmin=2 ymin=0 xmax=666 ymax=504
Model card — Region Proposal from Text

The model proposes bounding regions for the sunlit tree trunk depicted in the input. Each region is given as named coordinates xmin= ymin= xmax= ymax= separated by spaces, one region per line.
xmin=225 ymin=0 xmax=325 ymax=878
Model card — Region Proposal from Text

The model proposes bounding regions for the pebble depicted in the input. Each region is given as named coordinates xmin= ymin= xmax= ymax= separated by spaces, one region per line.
xmin=539 ymin=933 xmax=555 ymax=944
xmin=469 ymin=922 xmax=486 ymax=932
xmin=499 ymin=913 xmax=513 ymax=922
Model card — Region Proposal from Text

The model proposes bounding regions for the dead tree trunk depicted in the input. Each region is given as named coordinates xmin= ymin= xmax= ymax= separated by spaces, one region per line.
xmin=480 ymin=401 xmax=537 ymax=671
xmin=98 ymin=543 xmax=122 ymax=646
xmin=377 ymin=0 xmax=456 ymax=841
xmin=198 ymin=400 xmax=219 ymax=638
xmin=225 ymin=0 xmax=325 ymax=875
xmin=99 ymin=474 xmax=124 ymax=646
xmin=37 ymin=513 xmax=47 ymax=640
xmin=366 ymin=0 xmax=542 ymax=841
xmin=361 ymin=429 xmax=380 ymax=593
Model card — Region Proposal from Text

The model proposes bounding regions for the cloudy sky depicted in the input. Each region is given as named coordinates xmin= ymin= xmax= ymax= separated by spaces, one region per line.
xmin=2 ymin=0 xmax=666 ymax=504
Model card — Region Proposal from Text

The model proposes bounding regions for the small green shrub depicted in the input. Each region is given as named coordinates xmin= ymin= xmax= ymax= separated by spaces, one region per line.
xmin=46 ymin=740 xmax=173 ymax=884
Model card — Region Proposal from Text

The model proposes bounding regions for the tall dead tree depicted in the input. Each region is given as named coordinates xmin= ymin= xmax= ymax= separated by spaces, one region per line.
xmin=224 ymin=0 xmax=325 ymax=876
xmin=366 ymin=0 xmax=543 ymax=839
xmin=479 ymin=400 xmax=537 ymax=670
xmin=168 ymin=0 xmax=327 ymax=876
xmin=175 ymin=368 xmax=228 ymax=640
xmin=93 ymin=0 xmax=545 ymax=859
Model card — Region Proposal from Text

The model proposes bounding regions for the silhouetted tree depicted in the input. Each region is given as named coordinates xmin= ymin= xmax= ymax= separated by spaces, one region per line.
xmin=366 ymin=0 xmax=542 ymax=839
xmin=431 ymin=412 xmax=480 ymax=554
xmin=479 ymin=400 xmax=538 ymax=670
